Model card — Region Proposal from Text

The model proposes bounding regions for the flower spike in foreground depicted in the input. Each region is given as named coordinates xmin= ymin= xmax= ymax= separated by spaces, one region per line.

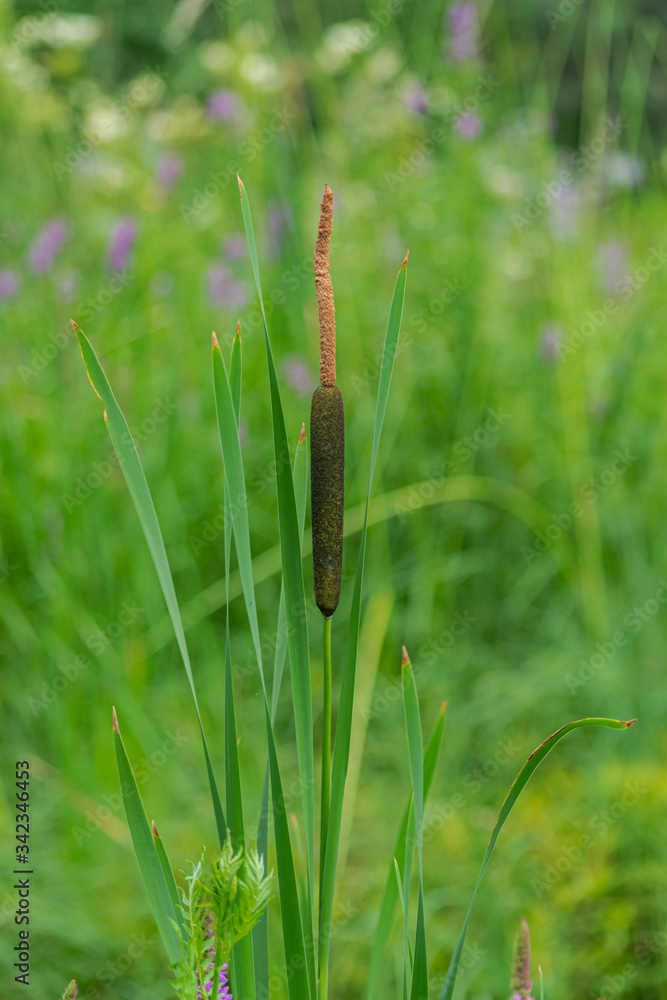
xmin=197 ymin=961 xmax=231 ymax=999
xmin=510 ymin=917 xmax=534 ymax=1000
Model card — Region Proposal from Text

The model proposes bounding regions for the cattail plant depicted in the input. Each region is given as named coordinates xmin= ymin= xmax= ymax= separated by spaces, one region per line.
xmin=69 ymin=178 xmax=636 ymax=1000
xmin=310 ymin=183 xmax=345 ymax=899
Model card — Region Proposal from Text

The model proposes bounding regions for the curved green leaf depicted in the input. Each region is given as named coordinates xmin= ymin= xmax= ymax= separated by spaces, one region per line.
xmin=113 ymin=711 xmax=180 ymax=964
xmin=439 ymin=716 xmax=637 ymax=1000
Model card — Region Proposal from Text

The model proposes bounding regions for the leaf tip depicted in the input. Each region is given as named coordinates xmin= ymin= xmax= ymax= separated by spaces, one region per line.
xmin=298 ymin=421 xmax=306 ymax=444
xmin=625 ymin=718 xmax=638 ymax=728
xmin=400 ymin=251 xmax=409 ymax=271
xmin=152 ymin=820 xmax=160 ymax=838
xmin=112 ymin=706 xmax=119 ymax=733
xmin=440 ymin=700 xmax=448 ymax=716
xmin=235 ymin=321 xmax=241 ymax=341
xmin=401 ymin=645 xmax=410 ymax=668
xmin=237 ymin=174 xmax=244 ymax=199
xmin=212 ymin=331 xmax=219 ymax=349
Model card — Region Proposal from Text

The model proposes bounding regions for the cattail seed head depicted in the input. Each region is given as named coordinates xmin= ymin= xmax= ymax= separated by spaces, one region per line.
xmin=311 ymin=184 xmax=344 ymax=617
xmin=311 ymin=385 xmax=344 ymax=617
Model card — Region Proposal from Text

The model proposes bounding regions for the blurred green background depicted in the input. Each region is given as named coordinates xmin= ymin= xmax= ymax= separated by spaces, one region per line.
xmin=1 ymin=0 xmax=667 ymax=996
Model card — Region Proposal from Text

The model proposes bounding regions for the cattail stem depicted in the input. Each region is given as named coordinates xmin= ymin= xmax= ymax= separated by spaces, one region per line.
xmin=319 ymin=614 xmax=332 ymax=908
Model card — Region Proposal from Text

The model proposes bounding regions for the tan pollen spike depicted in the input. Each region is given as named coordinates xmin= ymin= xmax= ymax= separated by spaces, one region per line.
xmin=314 ymin=183 xmax=336 ymax=386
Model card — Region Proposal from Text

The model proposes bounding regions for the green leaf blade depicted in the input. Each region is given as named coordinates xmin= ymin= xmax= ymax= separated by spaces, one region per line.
xmin=439 ymin=716 xmax=637 ymax=1000
xmin=320 ymin=254 xmax=409 ymax=984
xmin=237 ymin=178 xmax=315 ymax=923
xmin=73 ymin=322 xmax=226 ymax=847
xmin=113 ymin=711 xmax=180 ymax=965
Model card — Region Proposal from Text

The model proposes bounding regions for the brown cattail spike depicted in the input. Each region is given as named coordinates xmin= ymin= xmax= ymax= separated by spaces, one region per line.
xmin=311 ymin=385 xmax=344 ymax=616
xmin=314 ymin=184 xmax=336 ymax=386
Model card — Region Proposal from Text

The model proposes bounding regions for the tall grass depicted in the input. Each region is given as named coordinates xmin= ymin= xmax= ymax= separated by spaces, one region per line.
xmin=69 ymin=181 xmax=636 ymax=1000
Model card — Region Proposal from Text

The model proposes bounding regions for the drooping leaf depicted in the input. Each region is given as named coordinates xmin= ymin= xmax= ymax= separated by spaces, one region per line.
xmin=439 ymin=717 xmax=637 ymax=1000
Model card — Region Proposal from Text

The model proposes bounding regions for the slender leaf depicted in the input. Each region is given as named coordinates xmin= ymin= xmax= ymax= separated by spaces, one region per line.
xmin=73 ymin=322 xmax=226 ymax=847
xmin=113 ymin=710 xmax=180 ymax=964
xmin=319 ymin=254 xmax=409 ymax=986
xmin=152 ymin=820 xmax=183 ymax=928
xmin=255 ymin=425 xmax=309 ymax=997
xmin=219 ymin=326 xmax=257 ymax=1000
xmin=402 ymin=648 xmax=428 ymax=1000
xmin=212 ymin=332 xmax=265 ymax=694
xmin=265 ymin=703 xmax=313 ymax=1000
xmin=412 ymin=890 xmax=428 ymax=1000
xmin=439 ymin=717 xmax=637 ymax=1000
xmin=238 ymin=176 xmax=316 ymax=967
xmin=366 ymin=704 xmax=446 ymax=1000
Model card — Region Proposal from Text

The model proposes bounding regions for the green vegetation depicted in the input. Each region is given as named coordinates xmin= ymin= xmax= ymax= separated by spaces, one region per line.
xmin=1 ymin=1 xmax=665 ymax=997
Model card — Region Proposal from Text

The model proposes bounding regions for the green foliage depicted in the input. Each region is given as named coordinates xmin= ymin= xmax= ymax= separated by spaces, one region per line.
xmin=172 ymin=844 xmax=273 ymax=1000
xmin=2 ymin=1 xmax=662 ymax=997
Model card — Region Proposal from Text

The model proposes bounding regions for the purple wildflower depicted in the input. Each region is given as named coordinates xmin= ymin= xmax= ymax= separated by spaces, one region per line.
xmin=597 ymin=239 xmax=628 ymax=295
xmin=448 ymin=3 xmax=478 ymax=61
xmin=56 ymin=269 xmax=79 ymax=304
xmin=206 ymin=90 xmax=236 ymax=121
xmin=267 ymin=201 xmax=293 ymax=256
xmin=548 ymin=185 xmax=579 ymax=240
xmin=403 ymin=81 xmax=429 ymax=116
xmin=539 ymin=322 xmax=562 ymax=366
xmin=156 ymin=153 xmax=184 ymax=191
xmin=107 ymin=217 xmax=138 ymax=271
xmin=29 ymin=218 xmax=69 ymax=274
xmin=455 ymin=112 xmax=483 ymax=139
xmin=150 ymin=272 xmax=174 ymax=298
xmin=207 ymin=265 xmax=248 ymax=308
xmin=282 ymin=355 xmax=313 ymax=397
xmin=509 ymin=918 xmax=534 ymax=1000
xmin=0 ymin=269 xmax=19 ymax=300
xmin=197 ymin=961 xmax=231 ymax=1000
xmin=223 ymin=234 xmax=246 ymax=260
